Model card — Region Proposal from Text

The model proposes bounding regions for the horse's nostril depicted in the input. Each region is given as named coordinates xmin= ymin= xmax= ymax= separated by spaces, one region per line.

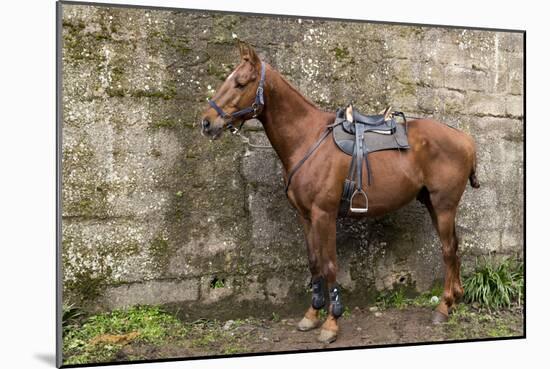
xmin=202 ymin=119 xmax=211 ymax=129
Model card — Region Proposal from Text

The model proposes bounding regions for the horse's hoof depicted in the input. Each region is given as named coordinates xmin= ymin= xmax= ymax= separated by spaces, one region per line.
xmin=431 ymin=310 xmax=449 ymax=324
xmin=317 ymin=329 xmax=338 ymax=344
xmin=297 ymin=317 xmax=320 ymax=332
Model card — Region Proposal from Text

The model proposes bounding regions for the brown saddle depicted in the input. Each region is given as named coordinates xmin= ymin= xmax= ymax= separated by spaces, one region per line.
xmin=333 ymin=104 xmax=410 ymax=216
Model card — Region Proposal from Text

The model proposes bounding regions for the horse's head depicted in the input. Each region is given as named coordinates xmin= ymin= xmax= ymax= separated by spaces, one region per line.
xmin=200 ymin=42 xmax=265 ymax=139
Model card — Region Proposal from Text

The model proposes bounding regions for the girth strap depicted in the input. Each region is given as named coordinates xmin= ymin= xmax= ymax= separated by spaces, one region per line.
xmin=338 ymin=154 xmax=356 ymax=217
xmin=355 ymin=123 xmax=366 ymax=191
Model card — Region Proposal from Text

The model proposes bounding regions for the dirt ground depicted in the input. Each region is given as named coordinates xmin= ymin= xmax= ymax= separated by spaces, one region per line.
xmin=114 ymin=305 xmax=524 ymax=362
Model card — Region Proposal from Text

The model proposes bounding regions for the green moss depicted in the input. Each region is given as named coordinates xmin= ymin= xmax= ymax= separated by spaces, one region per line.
xmin=210 ymin=15 xmax=240 ymax=44
xmin=472 ymin=63 xmax=484 ymax=72
xmin=105 ymin=84 xmax=178 ymax=100
xmin=206 ymin=62 xmax=236 ymax=81
xmin=62 ymin=19 xmax=86 ymax=31
xmin=160 ymin=36 xmax=191 ymax=56
xmin=151 ymin=118 xmax=179 ymax=129
xmin=105 ymin=87 xmax=125 ymax=97
xmin=62 ymin=17 xmax=112 ymax=63
xmin=444 ymin=100 xmax=463 ymax=114
xmin=109 ymin=65 xmax=125 ymax=85
xmin=332 ymin=46 xmax=350 ymax=61
xmin=132 ymin=85 xmax=177 ymax=100
xmin=397 ymin=26 xmax=424 ymax=38
xmin=149 ymin=236 xmax=171 ymax=271
xmin=65 ymin=268 xmax=108 ymax=304
xmin=395 ymin=82 xmax=416 ymax=98
xmin=122 ymin=241 xmax=141 ymax=257
xmin=149 ymin=237 xmax=169 ymax=258
xmin=331 ymin=45 xmax=355 ymax=65
xmin=63 ymin=177 xmax=110 ymax=218
xmin=149 ymin=148 xmax=162 ymax=158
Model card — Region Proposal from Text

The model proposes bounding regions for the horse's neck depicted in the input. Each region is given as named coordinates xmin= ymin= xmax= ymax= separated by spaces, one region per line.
xmin=259 ymin=66 xmax=334 ymax=174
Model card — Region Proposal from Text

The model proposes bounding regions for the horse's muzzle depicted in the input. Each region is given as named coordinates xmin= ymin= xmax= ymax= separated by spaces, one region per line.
xmin=200 ymin=117 xmax=223 ymax=139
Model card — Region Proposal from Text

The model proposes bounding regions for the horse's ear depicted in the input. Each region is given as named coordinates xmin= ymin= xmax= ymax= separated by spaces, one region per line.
xmin=238 ymin=41 xmax=260 ymax=65
xmin=237 ymin=40 xmax=246 ymax=57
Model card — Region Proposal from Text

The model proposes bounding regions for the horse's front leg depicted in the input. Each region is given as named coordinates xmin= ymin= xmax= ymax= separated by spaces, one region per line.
xmin=316 ymin=209 xmax=342 ymax=344
xmin=297 ymin=215 xmax=324 ymax=332
xmin=304 ymin=207 xmax=341 ymax=344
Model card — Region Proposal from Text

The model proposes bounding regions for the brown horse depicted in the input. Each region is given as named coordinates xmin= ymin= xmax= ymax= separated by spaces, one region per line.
xmin=200 ymin=42 xmax=480 ymax=344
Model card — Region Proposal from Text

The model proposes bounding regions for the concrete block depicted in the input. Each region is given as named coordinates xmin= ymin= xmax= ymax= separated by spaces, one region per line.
xmin=102 ymin=279 xmax=199 ymax=309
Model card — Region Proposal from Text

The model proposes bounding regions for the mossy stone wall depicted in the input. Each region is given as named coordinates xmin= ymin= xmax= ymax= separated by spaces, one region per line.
xmin=61 ymin=4 xmax=524 ymax=318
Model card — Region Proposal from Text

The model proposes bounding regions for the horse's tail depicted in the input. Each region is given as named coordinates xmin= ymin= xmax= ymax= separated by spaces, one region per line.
xmin=469 ymin=147 xmax=480 ymax=189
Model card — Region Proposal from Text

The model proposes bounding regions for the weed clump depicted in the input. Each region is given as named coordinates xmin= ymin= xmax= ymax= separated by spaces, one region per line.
xmin=463 ymin=258 xmax=524 ymax=310
xmin=63 ymin=305 xmax=185 ymax=365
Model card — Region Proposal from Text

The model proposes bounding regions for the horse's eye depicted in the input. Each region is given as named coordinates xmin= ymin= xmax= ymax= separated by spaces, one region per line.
xmin=235 ymin=82 xmax=246 ymax=90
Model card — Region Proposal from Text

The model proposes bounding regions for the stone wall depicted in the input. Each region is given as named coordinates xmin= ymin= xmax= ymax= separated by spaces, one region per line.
xmin=61 ymin=4 xmax=524 ymax=318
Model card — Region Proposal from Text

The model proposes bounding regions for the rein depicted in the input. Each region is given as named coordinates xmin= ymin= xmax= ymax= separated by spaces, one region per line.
xmin=284 ymin=122 xmax=339 ymax=194
xmin=208 ymin=61 xmax=266 ymax=134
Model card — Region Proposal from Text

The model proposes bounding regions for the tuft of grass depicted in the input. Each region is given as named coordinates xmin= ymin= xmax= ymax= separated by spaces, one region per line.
xmin=63 ymin=305 xmax=185 ymax=365
xmin=341 ymin=306 xmax=352 ymax=319
xmin=376 ymin=287 xmax=407 ymax=309
xmin=271 ymin=312 xmax=281 ymax=322
xmin=375 ymin=283 xmax=443 ymax=310
xmin=210 ymin=277 xmax=225 ymax=289
xmin=62 ymin=303 xmax=86 ymax=332
xmin=463 ymin=258 xmax=524 ymax=310
xmin=223 ymin=345 xmax=246 ymax=355
xmin=409 ymin=283 xmax=444 ymax=308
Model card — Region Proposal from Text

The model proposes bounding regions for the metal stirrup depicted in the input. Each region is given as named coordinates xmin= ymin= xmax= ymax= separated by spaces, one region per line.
xmin=350 ymin=188 xmax=369 ymax=213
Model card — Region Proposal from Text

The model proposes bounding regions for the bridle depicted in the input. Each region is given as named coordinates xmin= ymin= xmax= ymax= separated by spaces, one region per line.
xmin=207 ymin=61 xmax=266 ymax=134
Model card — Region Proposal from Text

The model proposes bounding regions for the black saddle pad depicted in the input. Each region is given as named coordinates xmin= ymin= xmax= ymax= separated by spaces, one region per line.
xmin=333 ymin=122 xmax=410 ymax=155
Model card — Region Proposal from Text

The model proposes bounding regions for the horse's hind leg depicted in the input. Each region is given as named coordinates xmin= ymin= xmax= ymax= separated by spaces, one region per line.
xmin=297 ymin=215 xmax=323 ymax=332
xmin=424 ymin=195 xmax=464 ymax=323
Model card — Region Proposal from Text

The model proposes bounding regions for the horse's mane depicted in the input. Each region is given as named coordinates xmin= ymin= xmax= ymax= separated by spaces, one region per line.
xmin=273 ymin=68 xmax=319 ymax=110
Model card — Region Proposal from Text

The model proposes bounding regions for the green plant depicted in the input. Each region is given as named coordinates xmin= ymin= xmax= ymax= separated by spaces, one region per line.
xmin=210 ymin=277 xmax=225 ymax=289
xmin=463 ymin=258 xmax=524 ymax=310
xmin=223 ymin=344 xmax=246 ymax=355
xmin=376 ymin=287 xmax=407 ymax=309
xmin=63 ymin=305 xmax=185 ymax=365
xmin=271 ymin=312 xmax=281 ymax=322
xmin=341 ymin=306 xmax=352 ymax=319
xmin=62 ymin=303 xmax=85 ymax=332
xmin=409 ymin=283 xmax=444 ymax=308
